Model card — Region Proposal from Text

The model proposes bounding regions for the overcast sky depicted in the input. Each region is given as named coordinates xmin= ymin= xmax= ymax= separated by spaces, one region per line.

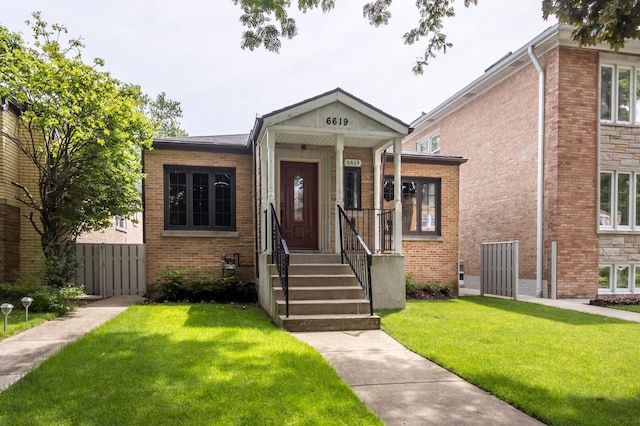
xmin=3 ymin=1 xmax=555 ymax=136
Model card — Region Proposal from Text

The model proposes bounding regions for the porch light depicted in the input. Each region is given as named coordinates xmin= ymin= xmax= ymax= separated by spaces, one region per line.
xmin=21 ymin=297 xmax=33 ymax=322
xmin=1 ymin=303 xmax=13 ymax=332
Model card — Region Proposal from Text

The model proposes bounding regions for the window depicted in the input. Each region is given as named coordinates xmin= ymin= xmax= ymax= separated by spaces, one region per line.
xmin=599 ymin=264 xmax=640 ymax=294
xmin=416 ymin=131 xmax=441 ymax=154
xmin=383 ymin=177 xmax=441 ymax=235
xmin=600 ymin=63 xmax=640 ymax=124
xmin=599 ymin=170 xmax=640 ymax=230
xmin=164 ymin=166 xmax=235 ymax=231
xmin=344 ymin=167 xmax=361 ymax=210
xmin=115 ymin=216 xmax=126 ymax=232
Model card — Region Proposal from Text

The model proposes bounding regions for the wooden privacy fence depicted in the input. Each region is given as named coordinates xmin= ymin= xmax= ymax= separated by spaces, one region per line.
xmin=480 ymin=240 xmax=519 ymax=299
xmin=76 ymin=244 xmax=146 ymax=297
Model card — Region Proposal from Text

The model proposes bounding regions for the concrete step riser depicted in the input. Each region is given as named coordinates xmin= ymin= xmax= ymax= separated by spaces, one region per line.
xmin=277 ymin=301 xmax=371 ymax=316
xmin=274 ymin=287 xmax=365 ymax=300
xmin=273 ymin=276 xmax=360 ymax=288
xmin=288 ymin=254 xmax=342 ymax=264
xmin=281 ymin=317 xmax=380 ymax=332
xmin=269 ymin=264 xmax=353 ymax=275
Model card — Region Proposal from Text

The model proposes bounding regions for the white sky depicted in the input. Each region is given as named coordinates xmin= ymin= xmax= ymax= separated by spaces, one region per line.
xmin=2 ymin=1 xmax=555 ymax=136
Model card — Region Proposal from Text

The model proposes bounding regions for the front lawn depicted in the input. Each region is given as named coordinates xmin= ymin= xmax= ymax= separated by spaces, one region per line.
xmin=0 ymin=311 xmax=58 ymax=341
xmin=0 ymin=304 xmax=382 ymax=425
xmin=380 ymin=297 xmax=640 ymax=426
xmin=609 ymin=304 xmax=640 ymax=313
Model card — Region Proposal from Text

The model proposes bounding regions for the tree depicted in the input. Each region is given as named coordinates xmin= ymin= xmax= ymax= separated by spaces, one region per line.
xmin=233 ymin=0 xmax=640 ymax=74
xmin=140 ymin=92 xmax=188 ymax=137
xmin=0 ymin=13 xmax=153 ymax=286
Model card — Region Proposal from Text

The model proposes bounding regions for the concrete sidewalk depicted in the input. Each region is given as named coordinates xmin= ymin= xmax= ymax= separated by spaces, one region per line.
xmin=294 ymin=330 xmax=544 ymax=425
xmin=0 ymin=296 xmax=142 ymax=392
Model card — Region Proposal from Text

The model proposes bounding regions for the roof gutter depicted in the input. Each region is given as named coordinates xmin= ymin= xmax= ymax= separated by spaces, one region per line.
xmin=528 ymin=45 xmax=545 ymax=298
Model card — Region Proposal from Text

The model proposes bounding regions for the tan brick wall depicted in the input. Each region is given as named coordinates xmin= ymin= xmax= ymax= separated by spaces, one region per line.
xmin=384 ymin=158 xmax=461 ymax=285
xmin=143 ymin=148 xmax=255 ymax=289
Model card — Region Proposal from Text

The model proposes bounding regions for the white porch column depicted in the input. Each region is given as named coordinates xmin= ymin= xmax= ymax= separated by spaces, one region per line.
xmin=393 ymin=138 xmax=402 ymax=253
xmin=373 ymin=149 xmax=383 ymax=252
xmin=335 ymin=134 xmax=344 ymax=253
xmin=266 ymin=129 xmax=276 ymax=254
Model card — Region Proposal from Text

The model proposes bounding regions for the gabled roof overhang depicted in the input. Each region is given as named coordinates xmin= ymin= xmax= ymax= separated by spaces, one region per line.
xmin=410 ymin=23 xmax=640 ymax=131
xmin=250 ymin=88 xmax=411 ymax=152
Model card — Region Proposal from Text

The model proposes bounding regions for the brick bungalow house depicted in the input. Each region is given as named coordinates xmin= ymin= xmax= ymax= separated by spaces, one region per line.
xmin=404 ymin=24 xmax=640 ymax=299
xmin=143 ymin=88 xmax=466 ymax=330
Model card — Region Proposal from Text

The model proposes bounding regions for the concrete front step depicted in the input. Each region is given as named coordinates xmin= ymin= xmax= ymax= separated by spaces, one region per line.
xmin=274 ymin=286 xmax=366 ymax=300
xmin=277 ymin=299 xmax=372 ymax=315
xmin=269 ymin=263 xmax=353 ymax=275
xmin=280 ymin=314 xmax=380 ymax=332
xmin=272 ymin=274 xmax=360 ymax=287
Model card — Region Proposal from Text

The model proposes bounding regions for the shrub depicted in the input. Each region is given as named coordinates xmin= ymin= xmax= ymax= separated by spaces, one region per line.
xmin=154 ymin=266 xmax=257 ymax=304
xmin=590 ymin=296 xmax=640 ymax=307
xmin=0 ymin=279 xmax=85 ymax=315
xmin=406 ymin=278 xmax=455 ymax=300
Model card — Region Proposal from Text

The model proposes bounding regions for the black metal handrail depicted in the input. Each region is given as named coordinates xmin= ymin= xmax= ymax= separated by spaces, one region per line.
xmin=344 ymin=208 xmax=394 ymax=253
xmin=338 ymin=204 xmax=374 ymax=315
xmin=270 ymin=203 xmax=290 ymax=317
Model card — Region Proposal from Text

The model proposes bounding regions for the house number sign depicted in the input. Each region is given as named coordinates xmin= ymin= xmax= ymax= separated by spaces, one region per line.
xmin=326 ymin=117 xmax=349 ymax=126
xmin=344 ymin=159 xmax=361 ymax=167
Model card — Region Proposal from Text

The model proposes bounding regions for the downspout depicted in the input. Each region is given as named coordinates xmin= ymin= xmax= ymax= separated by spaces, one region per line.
xmin=528 ymin=45 xmax=544 ymax=298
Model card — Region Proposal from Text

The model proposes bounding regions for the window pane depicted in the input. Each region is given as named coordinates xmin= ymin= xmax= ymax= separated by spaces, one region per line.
xmin=344 ymin=169 xmax=360 ymax=210
xmin=421 ymin=182 xmax=437 ymax=232
xmin=293 ymin=175 xmax=304 ymax=222
xmin=401 ymin=181 xmax=418 ymax=232
xmin=431 ymin=134 xmax=440 ymax=154
xmin=600 ymin=172 xmax=613 ymax=227
xmin=601 ymin=66 xmax=613 ymax=121
xmin=383 ymin=180 xmax=394 ymax=203
xmin=635 ymin=266 xmax=640 ymax=293
xmin=169 ymin=171 xmax=187 ymax=226
xmin=618 ymin=173 xmax=630 ymax=227
xmin=192 ymin=173 xmax=209 ymax=226
xmin=616 ymin=265 xmax=630 ymax=290
xmin=214 ymin=173 xmax=232 ymax=227
xmin=599 ymin=266 xmax=611 ymax=290
xmin=618 ymin=68 xmax=631 ymax=122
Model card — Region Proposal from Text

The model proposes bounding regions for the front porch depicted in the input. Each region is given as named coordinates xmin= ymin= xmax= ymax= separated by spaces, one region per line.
xmin=251 ymin=88 xmax=409 ymax=330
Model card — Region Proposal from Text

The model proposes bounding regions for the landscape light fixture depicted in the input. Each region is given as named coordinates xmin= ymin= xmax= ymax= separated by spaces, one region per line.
xmin=21 ymin=297 xmax=33 ymax=322
xmin=1 ymin=303 xmax=14 ymax=332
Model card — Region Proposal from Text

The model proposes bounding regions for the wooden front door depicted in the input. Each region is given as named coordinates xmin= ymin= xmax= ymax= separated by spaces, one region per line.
xmin=280 ymin=161 xmax=318 ymax=249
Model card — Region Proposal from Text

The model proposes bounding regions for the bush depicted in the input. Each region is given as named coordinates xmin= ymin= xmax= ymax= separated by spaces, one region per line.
xmin=590 ymin=295 xmax=640 ymax=307
xmin=0 ymin=279 xmax=85 ymax=315
xmin=154 ymin=266 xmax=257 ymax=304
xmin=405 ymin=274 xmax=454 ymax=300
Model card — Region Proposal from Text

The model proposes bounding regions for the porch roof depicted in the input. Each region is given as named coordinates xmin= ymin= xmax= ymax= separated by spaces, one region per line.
xmin=250 ymin=88 xmax=411 ymax=151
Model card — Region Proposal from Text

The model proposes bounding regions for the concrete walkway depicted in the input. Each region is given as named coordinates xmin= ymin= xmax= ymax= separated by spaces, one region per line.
xmin=0 ymin=296 xmax=142 ymax=392
xmin=294 ymin=294 xmax=640 ymax=425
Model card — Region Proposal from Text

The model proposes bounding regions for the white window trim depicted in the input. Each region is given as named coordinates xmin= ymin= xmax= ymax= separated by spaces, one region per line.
xmin=115 ymin=216 xmax=127 ymax=232
xmin=599 ymin=170 xmax=638 ymax=231
xmin=599 ymin=264 xmax=640 ymax=295
xmin=416 ymin=130 xmax=441 ymax=154
xmin=600 ymin=60 xmax=640 ymax=125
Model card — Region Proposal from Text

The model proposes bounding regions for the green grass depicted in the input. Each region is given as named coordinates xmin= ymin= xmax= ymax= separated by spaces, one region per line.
xmin=380 ymin=297 xmax=640 ymax=426
xmin=0 ymin=311 xmax=57 ymax=341
xmin=0 ymin=304 xmax=382 ymax=425
xmin=609 ymin=304 xmax=640 ymax=313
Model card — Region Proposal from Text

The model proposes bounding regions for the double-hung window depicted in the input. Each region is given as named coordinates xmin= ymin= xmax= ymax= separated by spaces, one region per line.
xmin=164 ymin=166 xmax=235 ymax=231
xmin=600 ymin=63 xmax=640 ymax=124
xmin=384 ymin=177 xmax=441 ymax=235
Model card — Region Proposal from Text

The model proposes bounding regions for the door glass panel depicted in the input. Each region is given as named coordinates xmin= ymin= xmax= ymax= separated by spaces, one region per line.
xmin=294 ymin=175 xmax=304 ymax=222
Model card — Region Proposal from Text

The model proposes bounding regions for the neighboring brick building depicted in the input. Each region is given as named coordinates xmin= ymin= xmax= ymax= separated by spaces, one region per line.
xmin=143 ymin=88 xmax=465 ymax=313
xmin=404 ymin=24 xmax=640 ymax=299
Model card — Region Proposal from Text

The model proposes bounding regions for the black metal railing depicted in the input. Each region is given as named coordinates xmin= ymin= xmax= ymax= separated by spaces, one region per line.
xmin=344 ymin=208 xmax=394 ymax=253
xmin=338 ymin=205 xmax=374 ymax=315
xmin=270 ymin=203 xmax=290 ymax=317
